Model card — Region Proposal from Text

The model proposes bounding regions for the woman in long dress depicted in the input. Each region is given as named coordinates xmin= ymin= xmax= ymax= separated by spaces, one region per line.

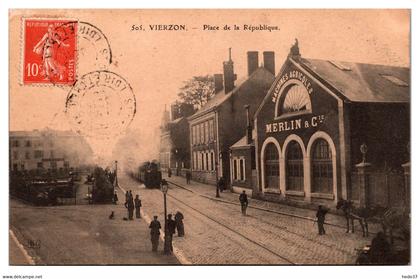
xmin=32 ymin=24 xmax=69 ymax=80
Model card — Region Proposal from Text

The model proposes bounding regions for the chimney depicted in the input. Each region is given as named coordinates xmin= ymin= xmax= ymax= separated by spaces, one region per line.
xmin=244 ymin=104 xmax=252 ymax=144
xmin=214 ymin=74 xmax=223 ymax=93
xmin=223 ymin=48 xmax=236 ymax=94
xmin=263 ymin=51 xmax=275 ymax=75
xmin=247 ymin=51 xmax=259 ymax=76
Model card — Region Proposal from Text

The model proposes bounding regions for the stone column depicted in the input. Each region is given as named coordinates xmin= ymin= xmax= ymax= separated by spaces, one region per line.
xmin=402 ymin=162 xmax=410 ymax=206
xmin=303 ymin=156 xmax=311 ymax=202
xmin=355 ymin=162 xmax=371 ymax=208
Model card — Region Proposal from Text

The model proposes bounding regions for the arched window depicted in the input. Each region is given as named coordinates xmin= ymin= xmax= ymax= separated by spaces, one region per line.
xmin=286 ymin=141 xmax=304 ymax=191
xmin=264 ymin=143 xmax=279 ymax=189
xmin=311 ymin=139 xmax=333 ymax=193
xmin=277 ymin=83 xmax=312 ymax=117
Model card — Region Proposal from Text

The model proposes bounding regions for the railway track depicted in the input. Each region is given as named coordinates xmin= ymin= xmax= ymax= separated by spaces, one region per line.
xmin=165 ymin=190 xmax=296 ymax=264
xmin=125 ymin=176 xmax=366 ymax=264
xmin=166 ymin=180 xmax=379 ymax=235
xmin=165 ymin=182 xmax=356 ymax=259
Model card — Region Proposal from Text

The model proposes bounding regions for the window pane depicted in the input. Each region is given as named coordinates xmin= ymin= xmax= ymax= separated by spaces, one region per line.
xmin=311 ymin=139 xmax=333 ymax=193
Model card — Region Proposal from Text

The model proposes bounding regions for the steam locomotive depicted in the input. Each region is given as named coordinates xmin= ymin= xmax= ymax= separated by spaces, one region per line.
xmin=130 ymin=161 xmax=162 ymax=189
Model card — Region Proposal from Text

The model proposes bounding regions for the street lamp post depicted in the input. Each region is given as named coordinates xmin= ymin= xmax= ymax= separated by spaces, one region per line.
xmin=161 ymin=181 xmax=170 ymax=254
xmin=216 ymin=161 xmax=220 ymax=198
xmin=114 ymin=160 xmax=119 ymax=189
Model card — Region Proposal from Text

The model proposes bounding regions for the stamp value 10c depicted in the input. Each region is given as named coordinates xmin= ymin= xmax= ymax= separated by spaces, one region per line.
xmin=22 ymin=18 xmax=77 ymax=85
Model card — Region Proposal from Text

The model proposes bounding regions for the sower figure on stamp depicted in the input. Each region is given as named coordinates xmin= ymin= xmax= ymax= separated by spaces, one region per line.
xmin=33 ymin=25 xmax=69 ymax=80
xmin=239 ymin=191 xmax=249 ymax=216
xmin=165 ymin=214 xmax=176 ymax=254
xmin=134 ymin=194 xmax=142 ymax=219
xmin=175 ymin=211 xmax=185 ymax=237
xmin=149 ymin=216 xmax=161 ymax=252
xmin=316 ymin=205 xmax=329 ymax=235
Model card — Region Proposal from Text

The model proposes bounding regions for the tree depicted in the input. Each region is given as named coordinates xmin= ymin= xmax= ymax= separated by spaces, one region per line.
xmin=177 ymin=75 xmax=215 ymax=109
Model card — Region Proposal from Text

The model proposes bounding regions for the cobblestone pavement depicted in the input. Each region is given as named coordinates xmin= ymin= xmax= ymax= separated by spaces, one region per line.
xmin=119 ymin=174 xmax=375 ymax=265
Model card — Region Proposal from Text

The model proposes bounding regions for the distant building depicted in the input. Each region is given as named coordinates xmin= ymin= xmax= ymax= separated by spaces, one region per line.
xmin=9 ymin=129 xmax=93 ymax=173
xmin=251 ymin=40 xmax=409 ymax=208
xmin=188 ymin=49 xmax=275 ymax=186
xmin=159 ymin=103 xmax=195 ymax=172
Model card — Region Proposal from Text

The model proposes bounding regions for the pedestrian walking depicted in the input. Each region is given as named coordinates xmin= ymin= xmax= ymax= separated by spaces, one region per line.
xmin=149 ymin=216 xmax=161 ymax=252
xmin=168 ymin=168 xmax=172 ymax=178
xmin=134 ymin=194 xmax=142 ymax=219
xmin=239 ymin=190 xmax=249 ymax=216
xmin=113 ymin=190 xmax=118 ymax=204
xmin=125 ymin=190 xmax=130 ymax=204
xmin=186 ymin=170 xmax=191 ymax=185
xmin=174 ymin=211 xmax=185 ymax=237
xmin=125 ymin=194 xmax=134 ymax=220
xmin=165 ymin=214 xmax=176 ymax=254
xmin=316 ymin=205 xmax=329 ymax=235
xmin=217 ymin=177 xmax=225 ymax=192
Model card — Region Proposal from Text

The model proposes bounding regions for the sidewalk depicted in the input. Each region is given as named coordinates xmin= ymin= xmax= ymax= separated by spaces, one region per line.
xmin=10 ymin=196 xmax=180 ymax=265
xmin=164 ymin=175 xmax=381 ymax=234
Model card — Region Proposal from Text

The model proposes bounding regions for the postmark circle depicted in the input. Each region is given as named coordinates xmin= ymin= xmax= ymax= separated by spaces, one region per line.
xmin=65 ymin=71 xmax=136 ymax=139
xmin=77 ymin=22 xmax=113 ymax=73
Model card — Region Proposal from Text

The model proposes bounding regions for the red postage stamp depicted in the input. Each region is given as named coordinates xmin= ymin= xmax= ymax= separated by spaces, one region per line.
xmin=22 ymin=18 xmax=77 ymax=85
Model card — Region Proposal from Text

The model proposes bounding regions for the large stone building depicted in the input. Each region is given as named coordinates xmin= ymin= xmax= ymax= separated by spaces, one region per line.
xmin=159 ymin=103 xmax=195 ymax=172
xmin=188 ymin=50 xmax=276 ymax=186
xmin=250 ymin=41 xmax=409 ymax=208
xmin=9 ymin=129 xmax=93 ymax=173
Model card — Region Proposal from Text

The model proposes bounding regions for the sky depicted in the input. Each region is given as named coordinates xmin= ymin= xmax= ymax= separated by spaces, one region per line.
xmin=9 ymin=9 xmax=410 ymax=161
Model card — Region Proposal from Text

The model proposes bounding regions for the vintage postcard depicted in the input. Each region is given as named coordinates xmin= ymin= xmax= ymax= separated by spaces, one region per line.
xmin=8 ymin=9 xmax=410 ymax=268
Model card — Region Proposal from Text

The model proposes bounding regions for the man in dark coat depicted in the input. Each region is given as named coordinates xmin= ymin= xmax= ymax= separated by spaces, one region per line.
xmin=175 ymin=211 xmax=185 ymax=237
xmin=239 ymin=191 xmax=249 ymax=216
xmin=370 ymin=231 xmax=391 ymax=264
xmin=134 ymin=194 xmax=142 ymax=219
xmin=186 ymin=170 xmax=191 ymax=185
xmin=125 ymin=190 xmax=130 ymax=205
xmin=217 ymin=177 xmax=225 ymax=192
xmin=165 ymin=214 xmax=176 ymax=254
xmin=126 ymin=194 xmax=134 ymax=220
xmin=149 ymin=216 xmax=161 ymax=252
xmin=316 ymin=205 xmax=329 ymax=235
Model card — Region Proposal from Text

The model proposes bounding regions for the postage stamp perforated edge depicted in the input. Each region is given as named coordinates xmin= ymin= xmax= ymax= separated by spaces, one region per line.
xmin=19 ymin=17 xmax=80 ymax=87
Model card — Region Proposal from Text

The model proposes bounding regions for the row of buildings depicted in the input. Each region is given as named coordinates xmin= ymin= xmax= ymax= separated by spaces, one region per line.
xmin=9 ymin=129 xmax=93 ymax=175
xmin=159 ymin=40 xmax=410 ymax=208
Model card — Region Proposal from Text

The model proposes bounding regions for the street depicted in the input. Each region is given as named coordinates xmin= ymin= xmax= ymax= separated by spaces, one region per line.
xmin=9 ymin=173 xmax=378 ymax=265
xmin=120 ymin=174 xmax=375 ymax=265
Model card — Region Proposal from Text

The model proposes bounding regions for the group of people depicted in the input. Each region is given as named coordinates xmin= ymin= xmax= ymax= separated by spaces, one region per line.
xmin=124 ymin=190 xmax=142 ymax=220
xmin=149 ymin=211 xmax=185 ymax=254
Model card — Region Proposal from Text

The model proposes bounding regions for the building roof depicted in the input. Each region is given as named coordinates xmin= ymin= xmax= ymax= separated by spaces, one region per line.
xmin=300 ymin=58 xmax=410 ymax=103
xmin=189 ymin=67 xmax=275 ymax=120
xmin=9 ymin=129 xmax=80 ymax=138
xmin=230 ymin=135 xmax=254 ymax=149
xmin=168 ymin=117 xmax=184 ymax=124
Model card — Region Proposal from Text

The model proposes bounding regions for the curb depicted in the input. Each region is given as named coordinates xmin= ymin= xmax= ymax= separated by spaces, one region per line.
xmin=9 ymin=229 xmax=35 ymax=265
xmin=118 ymin=185 xmax=191 ymax=265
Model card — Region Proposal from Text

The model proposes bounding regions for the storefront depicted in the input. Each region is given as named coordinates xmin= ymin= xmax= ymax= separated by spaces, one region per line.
xmin=253 ymin=42 xmax=409 ymax=207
